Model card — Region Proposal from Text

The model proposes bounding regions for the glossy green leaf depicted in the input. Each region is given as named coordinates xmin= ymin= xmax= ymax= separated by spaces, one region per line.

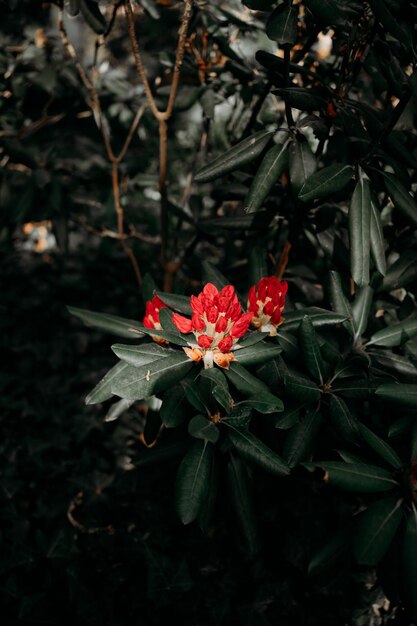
xmin=329 ymin=395 xmax=360 ymax=444
xmin=381 ymin=250 xmax=417 ymax=291
xmin=331 ymin=378 xmax=380 ymax=398
xmin=303 ymin=461 xmax=398 ymax=492
xmin=226 ymin=424 xmax=290 ymax=476
xmin=155 ymin=291 xmax=192 ymax=315
xmin=370 ymin=192 xmax=387 ymax=276
xmin=402 ymin=505 xmax=417 ymax=619
xmin=227 ymin=454 xmax=261 ymax=556
xmin=248 ymin=246 xmax=268 ymax=286
xmin=273 ymin=403 xmax=305 ymax=429
xmin=244 ymin=138 xmax=289 ymax=213
xmin=236 ymin=392 xmax=285 ymax=414
xmin=308 ymin=527 xmax=352 ymax=577
xmin=352 ymin=285 xmax=374 ymax=340
xmin=188 ymin=415 xmax=219 ymax=444
xmin=288 ymin=137 xmax=317 ymax=197
xmin=282 ymin=307 xmax=348 ymax=331
xmin=238 ymin=330 xmax=270 ymax=348
xmin=85 ymin=360 xmax=130 ymax=405
xmin=194 ymin=129 xmax=274 ymax=183
xmin=67 ymin=306 xmax=144 ymax=339
xmin=274 ymin=87 xmax=328 ymax=113
xmin=353 ymin=497 xmax=403 ymax=565
xmin=299 ymin=164 xmax=353 ymax=203
xmin=225 ymin=362 xmax=284 ymax=411
xmin=349 ymin=175 xmax=371 ymax=287
xmin=266 ymin=4 xmax=298 ymax=44
xmin=79 ymin=0 xmax=106 ymax=34
xmin=201 ymin=260 xmax=230 ymax=290
xmin=138 ymin=326 xmax=190 ymax=346
xmin=182 ymin=376 xmax=208 ymax=414
xmin=104 ymin=398 xmax=133 ymax=423
xmin=384 ymin=172 xmax=417 ymax=227
xmin=299 ymin=315 xmax=326 ymax=384
xmin=111 ymin=342 xmax=172 ymax=367
xmin=304 ymin=0 xmax=358 ymax=24
xmin=234 ymin=342 xmax=282 ymax=367
xmin=359 ymin=423 xmax=403 ymax=470
xmin=200 ymin=368 xmax=232 ymax=413
xmin=110 ymin=352 xmax=193 ymax=401
xmin=369 ymin=351 xmax=417 ymax=382
xmin=243 ymin=0 xmax=273 ymax=9
xmin=160 ymin=385 xmax=188 ymax=428
xmin=328 ymin=271 xmax=355 ymax=336
xmin=376 ymin=383 xmax=417 ymax=408
xmin=367 ymin=317 xmax=417 ymax=347
xmin=175 ymin=441 xmax=214 ymax=524
xmin=284 ymin=374 xmax=321 ymax=402
xmin=283 ymin=409 xmax=322 ymax=468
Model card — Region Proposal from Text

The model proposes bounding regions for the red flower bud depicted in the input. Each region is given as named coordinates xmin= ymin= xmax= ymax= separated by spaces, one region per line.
xmin=172 ymin=313 xmax=193 ymax=334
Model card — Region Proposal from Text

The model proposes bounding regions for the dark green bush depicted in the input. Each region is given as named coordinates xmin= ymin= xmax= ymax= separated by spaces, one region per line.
xmin=2 ymin=0 xmax=417 ymax=624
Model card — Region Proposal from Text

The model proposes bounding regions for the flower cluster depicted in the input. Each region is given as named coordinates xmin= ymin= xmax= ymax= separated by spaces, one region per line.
xmin=172 ymin=283 xmax=253 ymax=369
xmin=142 ymin=277 xmax=288 ymax=368
xmin=247 ymin=276 xmax=287 ymax=335
xmin=143 ymin=295 xmax=169 ymax=345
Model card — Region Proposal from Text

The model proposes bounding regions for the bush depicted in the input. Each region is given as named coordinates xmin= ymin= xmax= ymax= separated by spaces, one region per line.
xmin=2 ymin=0 xmax=417 ymax=624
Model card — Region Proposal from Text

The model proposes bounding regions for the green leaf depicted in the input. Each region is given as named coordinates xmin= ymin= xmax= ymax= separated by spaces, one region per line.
xmin=401 ymin=505 xmax=417 ymax=619
xmin=227 ymin=454 xmax=261 ymax=555
xmin=111 ymin=342 xmax=171 ymax=367
xmin=329 ymin=395 xmax=360 ymax=444
xmin=236 ymin=392 xmax=285 ymax=414
xmin=376 ymin=383 xmax=417 ymax=408
xmin=380 ymin=250 xmax=417 ymax=292
xmin=283 ymin=409 xmax=322 ymax=468
xmin=175 ymin=441 xmax=214 ymax=525
xmin=328 ymin=271 xmax=355 ymax=336
xmin=359 ymin=423 xmax=403 ymax=470
xmin=299 ymin=315 xmax=326 ymax=384
xmin=182 ymin=376 xmax=208 ymax=414
xmin=383 ymin=172 xmax=417 ymax=228
xmin=368 ymin=0 xmax=412 ymax=48
xmin=299 ymin=164 xmax=353 ymax=203
xmin=243 ymin=0 xmax=274 ymax=9
xmin=104 ymin=397 xmax=133 ymax=422
xmin=274 ymin=88 xmax=328 ymax=112
xmin=194 ymin=129 xmax=274 ymax=183
xmin=79 ymin=0 xmax=106 ymax=34
xmin=155 ymin=291 xmax=192 ymax=315
xmin=284 ymin=374 xmax=321 ymax=402
xmin=266 ymin=4 xmax=298 ymax=44
xmin=200 ymin=368 xmax=233 ymax=413
xmin=67 ymin=306 xmax=144 ymax=339
xmin=138 ymin=326 xmax=190 ymax=346
xmin=273 ymin=403 xmax=305 ymax=429
xmin=226 ymin=424 xmax=290 ymax=476
xmin=353 ymin=497 xmax=403 ymax=566
xmin=248 ymin=246 xmax=268 ymax=286
xmin=369 ymin=351 xmax=417 ymax=382
xmin=244 ymin=138 xmax=289 ymax=213
xmin=282 ymin=307 xmax=348 ymax=331
xmin=110 ymin=352 xmax=194 ymax=401
xmin=349 ymin=174 xmax=371 ymax=287
xmin=331 ymin=378 xmax=380 ymax=398
xmin=303 ymin=461 xmax=399 ymax=492
xmin=308 ymin=527 xmax=352 ymax=577
xmin=304 ymin=0 xmax=358 ymax=24
xmin=188 ymin=415 xmax=219 ymax=444
xmin=234 ymin=342 xmax=282 ymax=368
xmin=225 ymin=362 xmax=282 ymax=405
xmin=201 ymin=260 xmax=230 ymax=290
xmin=370 ymin=192 xmax=387 ymax=276
xmin=85 ymin=360 xmax=130 ymax=405
xmin=288 ymin=137 xmax=317 ymax=197
xmin=238 ymin=330 xmax=270 ymax=348
xmin=367 ymin=316 xmax=417 ymax=347
xmin=352 ymin=285 xmax=374 ymax=340
xmin=160 ymin=385 xmax=188 ymax=428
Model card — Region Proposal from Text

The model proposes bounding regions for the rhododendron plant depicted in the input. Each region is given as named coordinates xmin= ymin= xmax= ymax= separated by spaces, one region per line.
xmin=171 ymin=283 xmax=253 ymax=369
xmin=248 ymin=277 xmax=288 ymax=335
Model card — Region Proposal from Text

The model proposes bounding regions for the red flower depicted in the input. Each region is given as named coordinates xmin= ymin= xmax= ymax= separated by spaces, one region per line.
xmin=247 ymin=276 xmax=288 ymax=335
xmin=143 ymin=295 xmax=169 ymax=345
xmin=172 ymin=283 xmax=252 ymax=368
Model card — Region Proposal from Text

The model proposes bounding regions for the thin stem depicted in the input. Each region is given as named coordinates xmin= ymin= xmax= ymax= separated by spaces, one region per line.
xmin=159 ymin=119 xmax=168 ymax=266
xmin=283 ymin=44 xmax=295 ymax=129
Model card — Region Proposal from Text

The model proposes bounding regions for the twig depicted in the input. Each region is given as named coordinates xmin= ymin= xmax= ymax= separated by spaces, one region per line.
xmin=283 ymin=44 xmax=295 ymax=130
xmin=67 ymin=491 xmax=115 ymax=535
